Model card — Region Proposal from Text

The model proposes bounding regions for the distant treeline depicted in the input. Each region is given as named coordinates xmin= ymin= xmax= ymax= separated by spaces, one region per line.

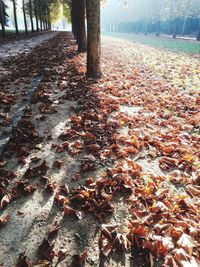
xmin=104 ymin=18 xmax=200 ymax=39
xmin=102 ymin=0 xmax=200 ymax=41
xmin=0 ymin=0 xmax=70 ymax=38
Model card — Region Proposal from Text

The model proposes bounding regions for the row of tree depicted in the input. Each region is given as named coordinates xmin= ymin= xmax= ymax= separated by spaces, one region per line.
xmin=0 ymin=0 xmax=101 ymax=78
xmin=0 ymin=0 xmax=53 ymax=37
xmin=71 ymin=0 xmax=101 ymax=78
xmin=102 ymin=0 xmax=200 ymax=40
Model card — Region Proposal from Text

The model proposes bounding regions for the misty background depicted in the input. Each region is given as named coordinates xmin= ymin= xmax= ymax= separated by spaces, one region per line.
xmin=4 ymin=0 xmax=70 ymax=30
xmin=3 ymin=0 xmax=200 ymax=37
xmin=101 ymin=0 xmax=200 ymax=37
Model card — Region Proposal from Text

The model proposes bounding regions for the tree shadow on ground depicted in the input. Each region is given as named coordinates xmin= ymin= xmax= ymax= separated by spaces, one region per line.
xmin=0 ymin=31 xmax=132 ymax=266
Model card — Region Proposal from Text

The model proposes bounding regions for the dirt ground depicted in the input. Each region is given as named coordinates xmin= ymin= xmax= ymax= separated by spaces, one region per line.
xmin=0 ymin=32 xmax=200 ymax=267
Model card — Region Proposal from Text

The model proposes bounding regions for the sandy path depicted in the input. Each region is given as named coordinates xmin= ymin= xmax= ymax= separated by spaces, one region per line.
xmin=0 ymin=32 xmax=58 ymax=61
xmin=0 ymin=32 xmax=59 ymax=159
xmin=0 ymin=33 xmax=199 ymax=267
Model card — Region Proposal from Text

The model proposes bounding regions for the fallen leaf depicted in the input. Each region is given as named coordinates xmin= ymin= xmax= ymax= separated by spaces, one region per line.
xmin=63 ymin=205 xmax=84 ymax=220
xmin=0 ymin=214 xmax=10 ymax=226
xmin=177 ymin=233 xmax=198 ymax=256
xmin=57 ymin=248 xmax=67 ymax=260
xmin=0 ymin=194 xmax=12 ymax=209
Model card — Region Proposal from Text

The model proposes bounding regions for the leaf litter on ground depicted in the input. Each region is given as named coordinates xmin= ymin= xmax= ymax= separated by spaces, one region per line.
xmin=0 ymin=32 xmax=200 ymax=266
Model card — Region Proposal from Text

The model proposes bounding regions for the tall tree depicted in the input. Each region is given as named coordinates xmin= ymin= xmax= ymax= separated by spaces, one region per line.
xmin=29 ymin=0 xmax=34 ymax=31
xmin=197 ymin=17 xmax=200 ymax=41
xmin=22 ymin=0 xmax=28 ymax=34
xmin=71 ymin=0 xmax=78 ymax=38
xmin=34 ymin=0 xmax=39 ymax=31
xmin=38 ymin=0 xmax=43 ymax=30
xmin=0 ymin=0 xmax=6 ymax=37
xmin=47 ymin=5 xmax=51 ymax=30
xmin=86 ymin=0 xmax=101 ymax=78
xmin=12 ymin=0 xmax=19 ymax=35
xmin=76 ymin=0 xmax=86 ymax=52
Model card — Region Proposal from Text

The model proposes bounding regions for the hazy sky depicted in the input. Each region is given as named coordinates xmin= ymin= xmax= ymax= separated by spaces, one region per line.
xmin=6 ymin=0 xmax=69 ymax=30
xmin=6 ymin=0 xmax=24 ymax=29
xmin=6 ymin=0 xmax=127 ymax=29
xmin=101 ymin=0 xmax=136 ymax=25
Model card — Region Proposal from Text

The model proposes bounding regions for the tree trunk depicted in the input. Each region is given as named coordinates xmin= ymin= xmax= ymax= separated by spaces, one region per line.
xmin=39 ymin=2 xmax=42 ymax=31
xmin=182 ymin=16 xmax=188 ymax=36
xmin=42 ymin=19 xmax=45 ymax=30
xmin=45 ymin=7 xmax=48 ymax=30
xmin=45 ymin=18 xmax=48 ymax=30
xmin=173 ymin=18 xmax=178 ymax=38
xmin=42 ymin=18 xmax=46 ymax=31
xmin=34 ymin=0 xmax=39 ymax=31
xmin=144 ymin=20 xmax=148 ymax=35
xmin=12 ymin=0 xmax=19 ymax=35
xmin=29 ymin=0 xmax=34 ymax=31
xmin=47 ymin=7 xmax=51 ymax=30
xmin=156 ymin=21 xmax=160 ymax=36
xmin=86 ymin=0 xmax=101 ymax=78
xmin=71 ymin=0 xmax=78 ymax=39
xmin=76 ymin=0 xmax=86 ymax=52
xmin=22 ymin=0 xmax=28 ymax=33
xmin=197 ymin=18 xmax=200 ymax=41
xmin=0 ymin=0 xmax=5 ymax=37
xmin=169 ymin=19 xmax=172 ymax=35
xmin=35 ymin=15 xmax=39 ymax=31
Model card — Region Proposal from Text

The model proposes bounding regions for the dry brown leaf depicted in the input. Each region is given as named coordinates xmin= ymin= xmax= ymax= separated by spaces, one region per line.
xmin=63 ymin=205 xmax=84 ymax=220
xmin=177 ymin=233 xmax=198 ymax=256
xmin=0 ymin=214 xmax=10 ymax=226
xmin=46 ymin=178 xmax=57 ymax=192
xmin=0 ymin=194 xmax=12 ymax=209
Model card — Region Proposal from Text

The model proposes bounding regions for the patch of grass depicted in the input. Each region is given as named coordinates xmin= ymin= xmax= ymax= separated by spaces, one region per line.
xmin=103 ymin=32 xmax=200 ymax=54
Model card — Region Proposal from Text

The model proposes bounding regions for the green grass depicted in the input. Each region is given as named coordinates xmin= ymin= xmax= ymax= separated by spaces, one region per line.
xmin=103 ymin=32 xmax=200 ymax=54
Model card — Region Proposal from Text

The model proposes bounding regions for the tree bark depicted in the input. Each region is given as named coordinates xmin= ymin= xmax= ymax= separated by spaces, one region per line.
xmin=45 ymin=17 xmax=48 ymax=30
xmin=197 ymin=18 xmax=200 ymax=41
xmin=42 ymin=17 xmax=46 ymax=31
xmin=76 ymin=0 xmax=86 ymax=52
xmin=12 ymin=0 xmax=19 ymax=35
xmin=45 ymin=6 xmax=48 ymax=30
xmin=22 ymin=0 xmax=28 ymax=33
xmin=156 ymin=21 xmax=160 ymax=36
xmin=29 ymin=0 xmax=34 ymax=32
xmin=86 ymin=0 xmax=101 ymax=78
xmin=71 ymin=0 xmax=78 ymax=38
xmin=42 ymin=18 xmax=45 ymax=30
xmin=144 ymin=19 xmax=148 ymax=35
xmin=0 ymin=0 xmax=5 ymax=37
xmin=38 ymin=2 xmax=42 ymax=31
xmin=47 ymin=6 xmax=51 ymax=30
xmin=34 ymin=0 xmax=39 ymax=31
xmin=173 ymin=18 xmax=178 ymax=38
xmin=181 ymin=16 xmax=188 ymax=36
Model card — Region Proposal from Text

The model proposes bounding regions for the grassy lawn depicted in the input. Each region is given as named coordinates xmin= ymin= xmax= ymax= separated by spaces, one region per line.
xmin=103 ymin=32 xmax=200 ymax=54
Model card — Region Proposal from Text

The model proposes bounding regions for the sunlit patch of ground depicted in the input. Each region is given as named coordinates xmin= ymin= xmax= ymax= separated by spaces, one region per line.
xmin=0 ymin=32 xmax=199 ymax=266
xmin=102 ymin=35 xmax=200 ymax=92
